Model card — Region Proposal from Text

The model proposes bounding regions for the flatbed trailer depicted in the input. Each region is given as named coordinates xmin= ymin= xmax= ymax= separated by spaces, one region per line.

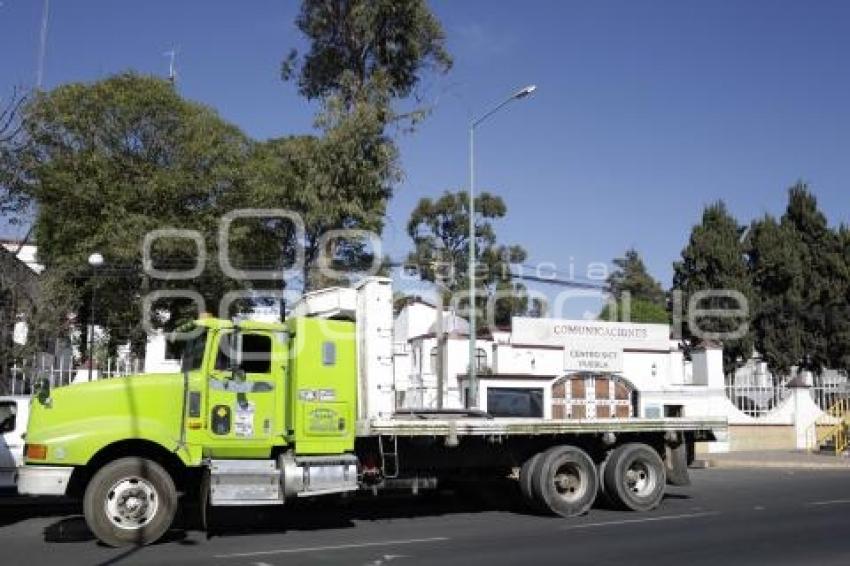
xmin=18 ymin=278 xmax=727 ymax=547
xmin=361 ymin=416 xmax=725 ymax=437
xmin=356 ymin=414 xmax=723 ymax=491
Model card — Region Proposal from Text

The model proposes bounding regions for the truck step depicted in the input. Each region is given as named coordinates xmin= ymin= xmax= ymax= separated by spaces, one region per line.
xmin=209 ymin=459 xmax=282 ymax=506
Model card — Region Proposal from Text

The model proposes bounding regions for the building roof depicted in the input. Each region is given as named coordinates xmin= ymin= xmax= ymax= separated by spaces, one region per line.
xmin=0 ymin=245 xmax=40 ymax=301
xmin=0 ymin=241 xmax=44 ymax=274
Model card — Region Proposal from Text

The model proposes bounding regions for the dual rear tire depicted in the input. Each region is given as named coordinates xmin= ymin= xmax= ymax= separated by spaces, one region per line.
xmin=602 ymin=443 xmax=666 ymax=512
xmin=519 ymin=442 xmax=666 ymax=517
xmin=521 ymin=446 xmax=598 ymax=517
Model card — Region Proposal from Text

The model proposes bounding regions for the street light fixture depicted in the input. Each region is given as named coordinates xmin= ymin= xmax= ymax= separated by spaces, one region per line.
xmin=468 ymin=84 xmax=536 ymax=408
xmin=87 ymin=252 xmax=104 ymax=381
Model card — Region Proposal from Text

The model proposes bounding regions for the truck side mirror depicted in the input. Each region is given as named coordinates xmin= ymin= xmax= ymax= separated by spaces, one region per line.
xmin=35 ymin=377 xmax=51 ymax=407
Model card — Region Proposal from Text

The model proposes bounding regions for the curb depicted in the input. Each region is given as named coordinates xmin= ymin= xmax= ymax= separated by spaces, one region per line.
xmin=705 ymin=459 xmax=850 ymax=471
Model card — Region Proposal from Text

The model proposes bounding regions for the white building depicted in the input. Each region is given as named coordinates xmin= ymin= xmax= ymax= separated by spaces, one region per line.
xmin=0 ymin=241 xmax=44 ymax=274
xmin=393 ymin=300 xmax=729 ymax=425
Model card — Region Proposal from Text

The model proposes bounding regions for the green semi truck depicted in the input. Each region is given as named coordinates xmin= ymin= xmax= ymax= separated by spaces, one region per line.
xmin=18 ymin=278 xmax=725 ymax=547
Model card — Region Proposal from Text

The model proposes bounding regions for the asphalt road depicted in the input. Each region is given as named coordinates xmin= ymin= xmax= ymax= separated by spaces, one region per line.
xmin=2 ymin=468 xmax=850 ymax=566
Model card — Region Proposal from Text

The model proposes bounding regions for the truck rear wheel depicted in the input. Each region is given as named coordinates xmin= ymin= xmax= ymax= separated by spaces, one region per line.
xmin=603 ymin=443 xmax=666 ymax=512
xmin=531 ymin=446 xmax=598 ymax=517
xmin=519 ymin=452 xmax=546 ymax=512
xmin=83 ymin=457 xmax=177 ymax=547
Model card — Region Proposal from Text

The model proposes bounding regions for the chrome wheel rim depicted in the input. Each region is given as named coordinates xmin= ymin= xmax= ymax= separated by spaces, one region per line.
xmin=624 ymin=459 xmax=656 ymax=498
xmin=552 ymin=462 xmax=587 ymax=503
xmin=104 ymin=476 xmax=159 ymax=530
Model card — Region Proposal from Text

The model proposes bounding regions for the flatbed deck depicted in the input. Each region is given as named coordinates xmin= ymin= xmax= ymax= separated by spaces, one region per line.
xmin=358 ymin=416 xmax=728 ymax=438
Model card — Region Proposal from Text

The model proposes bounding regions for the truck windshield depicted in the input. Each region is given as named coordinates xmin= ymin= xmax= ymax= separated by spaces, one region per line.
xmin=178 ymin=330 xmax=207 ymax=372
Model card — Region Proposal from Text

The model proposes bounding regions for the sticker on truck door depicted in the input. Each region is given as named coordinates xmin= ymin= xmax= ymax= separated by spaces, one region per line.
xmin=234 ymin=402 xmax=255 ymax=437
xmin=307 ymin=407 xmax=346 ymax=435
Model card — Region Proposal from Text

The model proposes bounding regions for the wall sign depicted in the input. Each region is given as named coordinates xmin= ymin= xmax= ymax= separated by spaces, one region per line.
xmin=564 ymin=342 xmax=623 ymax=373
xmin=512 ymin=317 xmax=671 ymax=351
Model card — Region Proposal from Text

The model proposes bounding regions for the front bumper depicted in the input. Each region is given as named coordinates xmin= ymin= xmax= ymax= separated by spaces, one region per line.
xmin=17 ymin=465 xmax=74 ymax=496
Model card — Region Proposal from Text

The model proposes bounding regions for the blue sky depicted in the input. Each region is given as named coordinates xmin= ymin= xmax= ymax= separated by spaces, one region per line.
xmin=2 ymin=1 xmax=849 ymax=316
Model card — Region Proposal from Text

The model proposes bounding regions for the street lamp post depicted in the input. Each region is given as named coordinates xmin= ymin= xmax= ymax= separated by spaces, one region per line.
xmin=468 ymin=84 xmax=536 ymax=408
xmin=87 ymin=252 xmax=104 ymax=381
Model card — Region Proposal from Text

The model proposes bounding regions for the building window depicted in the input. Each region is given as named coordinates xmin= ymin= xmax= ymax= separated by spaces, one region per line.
xmin=487 ymin=387 xmax=544 ymax=418
xmin=476 ymin=348 xmax=487 ymax=372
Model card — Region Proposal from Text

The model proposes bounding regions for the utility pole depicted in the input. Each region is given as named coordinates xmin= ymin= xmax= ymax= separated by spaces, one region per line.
xmin=164 ymin=47 xmax=178 ymax=86
xmin=467 ymin=84 xmax=536 ymax=408
xmin=36 ymin=0 xmax=49 ymax=88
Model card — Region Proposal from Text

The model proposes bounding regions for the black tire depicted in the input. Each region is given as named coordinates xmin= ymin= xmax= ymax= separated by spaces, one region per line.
xmin=519 ymin=452 xmax=546 ymax=512
xmin=83 ymin=457 xmax=177 ymax=547
xmin=531 ymin=445 xmax=598 ymax=517
xmin=665 ymin=440 xmax=691 ymax=487
xmin=199 ymin=468 xmax=213 ymax=535
xmin=595 ymin=453 xmax=615 ymax=507
xmin=603 ymin=443 xmax=666 ymax=512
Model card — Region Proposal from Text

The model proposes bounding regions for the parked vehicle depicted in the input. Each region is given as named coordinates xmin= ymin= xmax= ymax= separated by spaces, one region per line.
xmin=1 ymin=396 xmax=30 ymax=491
xmin=18 ymin=278 xmax=725 ymax=547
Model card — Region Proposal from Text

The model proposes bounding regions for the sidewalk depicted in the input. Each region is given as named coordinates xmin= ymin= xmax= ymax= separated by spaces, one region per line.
xmin=700 ymin=450 xmax=850 ymax=470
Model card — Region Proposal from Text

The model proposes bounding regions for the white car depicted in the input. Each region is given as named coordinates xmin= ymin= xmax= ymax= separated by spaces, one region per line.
xmin=0 ymin=396 xmax=29 ymax=491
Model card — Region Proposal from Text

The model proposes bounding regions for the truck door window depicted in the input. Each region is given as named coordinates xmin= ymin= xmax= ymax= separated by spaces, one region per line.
xmin=215 ymin=333 xmax=272 ymax=374
xmin=242 ymin=334 xmax=272 ymax=373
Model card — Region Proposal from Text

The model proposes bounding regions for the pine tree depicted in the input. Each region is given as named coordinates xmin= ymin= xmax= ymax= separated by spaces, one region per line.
xmin=778 ymin=183 xmax=847 ymax=373
xmin=673 ymin=201 xmax=754 ymax=373
xmin=599 ymin=249 xmax=668 ymax=323
xmin=829 ymin=226 xmax=850 ymax=372
xmin=746 ymin=214 xmax=806 ymax=375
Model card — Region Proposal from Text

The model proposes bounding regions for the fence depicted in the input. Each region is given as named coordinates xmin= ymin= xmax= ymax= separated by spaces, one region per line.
xmin=4 ymin=357 xmax=144 ymax=396
xmin=724 ymin=383 xmax=792 ymax=418
xmin=725 ymin=379 xmax=849 ymax=418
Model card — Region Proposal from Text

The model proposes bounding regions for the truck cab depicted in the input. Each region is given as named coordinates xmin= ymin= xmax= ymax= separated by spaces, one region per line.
xmin=19 ymin=314 xmax=360 ymax=546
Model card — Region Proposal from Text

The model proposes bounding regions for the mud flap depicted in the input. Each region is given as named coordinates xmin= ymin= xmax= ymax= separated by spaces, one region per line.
xmin=199 ymin=469 xmax=212 ymax=535
xmin=665 ymin=437 xmax=691 ymax=486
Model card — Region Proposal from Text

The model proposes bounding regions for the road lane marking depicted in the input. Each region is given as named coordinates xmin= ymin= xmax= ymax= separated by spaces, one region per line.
xmin=214 ymin=537 xmax=449 ymax=559
xmin=561 ymin=511 xmax=720 ymax=530
xmin=808 ymin=499 xmax=850 ymax=506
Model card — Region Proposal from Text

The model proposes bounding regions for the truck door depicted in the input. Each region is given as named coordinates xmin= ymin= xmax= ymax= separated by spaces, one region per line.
xmin=288 ymin=317 xmax=356 ymax=455
xmin=205 ymin=330 xmax=282 ymax=458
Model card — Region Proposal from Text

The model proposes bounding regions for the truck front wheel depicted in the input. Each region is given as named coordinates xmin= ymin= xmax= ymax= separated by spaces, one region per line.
xmin=83 ymin=457 xmax=177 ymax=547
